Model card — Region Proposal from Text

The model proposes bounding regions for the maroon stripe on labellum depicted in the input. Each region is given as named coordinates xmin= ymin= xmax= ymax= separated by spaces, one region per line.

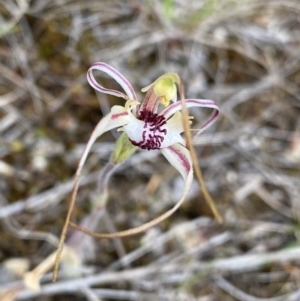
xmin=168 ymin=146 xmax=191 ymax=177
xmin=129 ymin=110 xmax=167 ymax=150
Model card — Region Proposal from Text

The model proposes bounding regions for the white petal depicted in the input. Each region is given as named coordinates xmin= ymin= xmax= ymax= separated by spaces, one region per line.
xmin=78 ymin=106 xmax=129 ymax=171
xmin=161 ymin=143 xmax=192 ymax=180
xmin=165 ymin=111 xmax=183 ymax=132
xmin=123 ymin=111 xmax=185 ymax=149
xmin=160 ymin=129 xmax=185 ymax=148
xmin=123 ymin=112 xmax=145 ymax=144
xmin=160 ymin=112 xmax=185 ymax=148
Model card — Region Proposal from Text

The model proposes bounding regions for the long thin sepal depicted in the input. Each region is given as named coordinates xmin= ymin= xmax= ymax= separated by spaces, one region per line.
xmin=160 ymin=99 xmax=219 ymax=134
xmin=53 ymin=106 xmax=129 ymax=281
xmin=69 ymin=143 xmax=193 ymax=238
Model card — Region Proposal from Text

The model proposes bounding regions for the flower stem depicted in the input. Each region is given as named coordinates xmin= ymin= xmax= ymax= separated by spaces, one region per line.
xmin=53 ymin=160 xmax=118 ymax=281
xmin=179 ymin=79 xmax=223 ymax=223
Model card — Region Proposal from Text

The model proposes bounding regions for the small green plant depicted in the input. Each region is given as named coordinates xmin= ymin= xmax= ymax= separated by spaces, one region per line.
xmin=163 ymin=0 xmax=174 ymax=19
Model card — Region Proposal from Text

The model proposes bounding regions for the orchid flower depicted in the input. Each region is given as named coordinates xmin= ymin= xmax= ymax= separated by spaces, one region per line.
xmin=66 ymin=62 xmax=219 ymax=237
xmin=53 ymin=62 xmax=219 ymax=281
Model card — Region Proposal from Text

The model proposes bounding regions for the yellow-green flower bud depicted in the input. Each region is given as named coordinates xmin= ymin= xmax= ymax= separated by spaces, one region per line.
xmin=141 ymin=73 xmax=180 ymax=107
xmin=154 ymin=77 xmax=176 ymax=106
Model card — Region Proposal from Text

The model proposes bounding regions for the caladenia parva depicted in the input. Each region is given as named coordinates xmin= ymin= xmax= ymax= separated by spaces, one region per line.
xmin=53 ymin=62 xmax=220 ymax=280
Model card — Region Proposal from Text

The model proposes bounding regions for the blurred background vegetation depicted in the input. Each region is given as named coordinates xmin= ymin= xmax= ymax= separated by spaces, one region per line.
xmin=1 ymin=0 xmax=300 ymax=300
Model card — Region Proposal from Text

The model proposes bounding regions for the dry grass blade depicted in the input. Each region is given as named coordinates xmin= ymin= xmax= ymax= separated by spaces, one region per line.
xmin=179 ymin=78 xmax=223 ymax=223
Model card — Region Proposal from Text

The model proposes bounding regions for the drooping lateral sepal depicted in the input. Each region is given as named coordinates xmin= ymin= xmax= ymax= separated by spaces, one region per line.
xmin=69 ymin=143 xmax=194 ymax=238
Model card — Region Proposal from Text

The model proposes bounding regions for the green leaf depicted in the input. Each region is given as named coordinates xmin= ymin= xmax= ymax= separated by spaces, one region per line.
xmin=111 ymin=133 xmax=137 ymax=164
